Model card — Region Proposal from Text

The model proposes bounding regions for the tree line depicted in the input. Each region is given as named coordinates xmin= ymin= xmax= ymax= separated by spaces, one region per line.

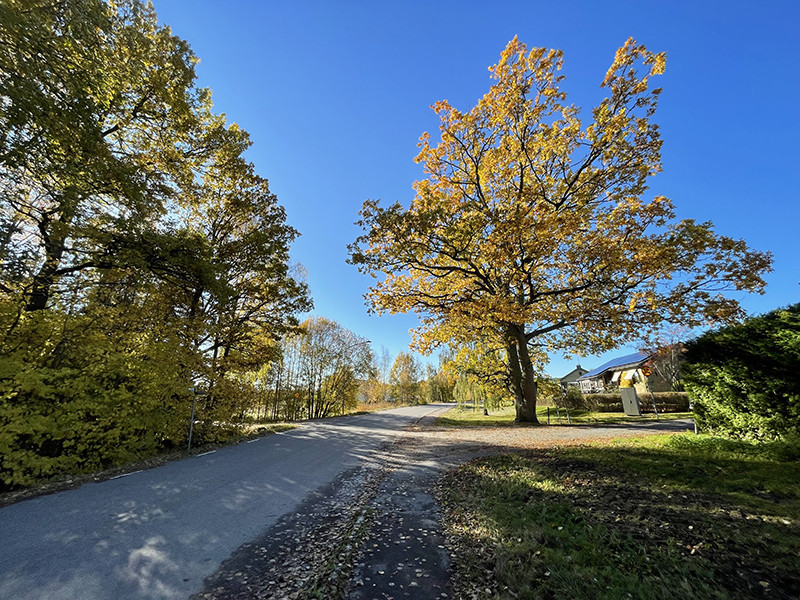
xmin=0 ymin=0 xmax=307 ymax=488
xmin=249 ymin=316 xmax=453 ymax=423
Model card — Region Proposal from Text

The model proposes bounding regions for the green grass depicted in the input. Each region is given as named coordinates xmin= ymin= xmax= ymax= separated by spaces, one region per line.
xmin=436 ymin=403 xmax=693 ymax=427
xmin=437 ymin=404 xmax=520 ymax=427
xmin=438 ymin=434 xmax=800 ymax=600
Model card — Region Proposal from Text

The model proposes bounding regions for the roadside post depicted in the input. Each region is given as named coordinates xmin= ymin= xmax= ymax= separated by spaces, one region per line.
xmin=689 ymin=400 xmax=698 ymax=434
xmin=187 ymin=385 xmax=207 ymax=452
xmin=188 ymin=387 xmax=198 ymax=452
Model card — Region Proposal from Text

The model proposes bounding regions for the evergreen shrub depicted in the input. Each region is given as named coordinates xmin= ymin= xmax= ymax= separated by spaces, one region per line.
xmin=683 ymin=303 xmax=800 ymax=440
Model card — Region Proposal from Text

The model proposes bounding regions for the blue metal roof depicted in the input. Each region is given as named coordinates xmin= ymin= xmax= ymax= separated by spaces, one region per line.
xmin=577 ymin=351 xmax=650 ymax=380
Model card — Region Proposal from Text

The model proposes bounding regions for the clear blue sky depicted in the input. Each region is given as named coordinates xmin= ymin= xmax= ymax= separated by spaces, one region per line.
xmin=155 ymin=0 xmax=799 ymax=377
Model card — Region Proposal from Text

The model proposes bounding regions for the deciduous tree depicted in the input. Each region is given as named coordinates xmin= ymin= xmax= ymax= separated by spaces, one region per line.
xmin=389 ymin=351 xmax=421 ymax=404
xmin=0 ymin=0 xmax=311 ymax=486
xmin=350 ymin=37 xmax=771 ymax=422
xmin=298 ymin=317 xmax=372 ymax=418
xmin=0 ymin=0 xmax=217 ymax=313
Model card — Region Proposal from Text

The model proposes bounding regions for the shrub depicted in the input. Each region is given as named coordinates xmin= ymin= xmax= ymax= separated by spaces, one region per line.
xmin=579 ymin=391 xmax=689 ymax=413
xmin=563 ymin=386 xmax=585 ymax=410
xmin=683 ymin=303 xmax=800 ymax=440
xmin=641 ymin=392 xmax=690 ymax=413
xmin=0 ymin=309 xmax=193 ymax=490
xmin=583 ymin=393 xmax=622 ymax=412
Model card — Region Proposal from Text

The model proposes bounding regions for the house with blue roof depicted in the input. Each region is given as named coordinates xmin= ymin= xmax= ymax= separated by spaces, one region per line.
xmin=576 ymin=351 xmax=651 ymax=394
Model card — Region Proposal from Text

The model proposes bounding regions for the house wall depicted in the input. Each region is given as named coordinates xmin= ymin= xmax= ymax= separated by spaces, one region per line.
xmin=560 ymin=367 xmax=588 ymax=387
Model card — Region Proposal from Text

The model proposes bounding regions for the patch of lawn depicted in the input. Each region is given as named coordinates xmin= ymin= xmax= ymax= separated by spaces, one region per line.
xmin=438 ymin=434 xmax=800 ymax=599
xmin=541 ymin=409 xmax=693 ymax=425
xmin=437 ymin=404 xmax=520 ymax=427
xmin=436 ymin=404 xmax=693 ymax=427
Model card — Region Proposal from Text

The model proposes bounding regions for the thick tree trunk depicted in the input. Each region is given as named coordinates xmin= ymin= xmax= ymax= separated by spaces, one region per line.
xmin=25 ymin=197 xmax=78 ymax=312
xmin=506 ymin=340 xmax=525 ymax=409
xmin=507 ymin=325 xmax=540 ymax=424
xmin=25 ymin=222 xmax=68 ymax=312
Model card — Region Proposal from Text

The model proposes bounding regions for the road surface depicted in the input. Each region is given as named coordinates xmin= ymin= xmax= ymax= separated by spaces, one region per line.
xmin=0 ymin=404 xmax=448 ymax=600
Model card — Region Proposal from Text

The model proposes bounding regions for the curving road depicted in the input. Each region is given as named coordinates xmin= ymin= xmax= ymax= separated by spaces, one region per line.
xmin=0 ymin=404 xmax=449 ymax=600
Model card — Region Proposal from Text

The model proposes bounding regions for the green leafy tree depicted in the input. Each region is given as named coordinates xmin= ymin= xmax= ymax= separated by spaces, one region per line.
xmin=420 ymin=363 xmax=454 ymax=404
xmin=1 ymin=0 xmax=219 ymax=313
xmin=0 ymin=0 xmax=311 ymax=487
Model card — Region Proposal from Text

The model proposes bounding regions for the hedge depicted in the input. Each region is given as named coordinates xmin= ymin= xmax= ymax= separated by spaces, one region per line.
xmin=580 ymin=391 xmax=689 ymax=413
xmin=683 ymin=303 xmax=800 ymax=440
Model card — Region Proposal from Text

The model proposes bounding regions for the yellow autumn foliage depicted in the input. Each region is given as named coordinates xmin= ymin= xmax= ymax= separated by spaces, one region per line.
xmin=349 ymin=37 xmax=771 ymax=422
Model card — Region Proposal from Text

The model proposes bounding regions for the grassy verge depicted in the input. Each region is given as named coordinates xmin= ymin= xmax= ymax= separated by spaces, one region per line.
xmin=437 ymin=404 xmax=693 ymax=427
xmin=437 ymin=434 xmax=800 ymax=600
xmin=354 ymin=400 xmax=410 ymax=413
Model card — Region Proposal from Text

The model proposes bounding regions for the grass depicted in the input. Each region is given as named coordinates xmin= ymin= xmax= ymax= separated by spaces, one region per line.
xmin=438 ymin=434 xmax=800 ymax=600
xmin=436 ymin=403 xmax=693 ymax=427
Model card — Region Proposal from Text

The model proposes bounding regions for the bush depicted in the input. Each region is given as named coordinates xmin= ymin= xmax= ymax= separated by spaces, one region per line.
xmin=582 ymin=393 xmax=622 ymax=412
xmin=578 ymin=391 xmax=689 ymax=413
xmin=643 ymin=392 xmax=690 ymax=413
xmin=563 ymin=386 xmax=585 ymax=410
xmin=0 ymin=309 xmax=193 ymax=490
xmin=683 ymin=303 xmax=800 ymax=440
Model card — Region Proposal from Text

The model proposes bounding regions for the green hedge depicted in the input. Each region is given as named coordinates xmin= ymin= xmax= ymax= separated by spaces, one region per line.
xmin=644 ymin=392 xmax=691 ymax=413
xmin=683 ymin=303 xmax=800 ymax=441
xmin=580 ymin=391 xmax=689 ymax=413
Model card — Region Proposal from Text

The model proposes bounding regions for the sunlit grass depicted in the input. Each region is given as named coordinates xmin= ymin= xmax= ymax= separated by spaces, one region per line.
xmin=569 ymin=434 xmax=800 ymax=517
xmin=241 ymin=423 xmax=296 ymax=435
xmin=439 ymin=434 xmax=800 ymax=599
xmin=437 ymin=404 xmax=519 ymax=427
xmin=436 ymin=403 xmax=693 ymax=427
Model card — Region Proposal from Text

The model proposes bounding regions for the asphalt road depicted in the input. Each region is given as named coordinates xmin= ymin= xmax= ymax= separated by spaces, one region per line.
xmin=0 ymin=404 xmax=450 ymax=600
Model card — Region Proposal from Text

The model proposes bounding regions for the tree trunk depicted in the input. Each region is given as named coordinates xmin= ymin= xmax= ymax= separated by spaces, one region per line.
xmin=507 ymin=325 xmax=540 ymax=424
xmin=25 ymin=219 xmax=68 ymax=312
xmin=506 ymin=340 xmax=525 ymax=411
xmin=25 ymin=195 xmax=79 ymax=312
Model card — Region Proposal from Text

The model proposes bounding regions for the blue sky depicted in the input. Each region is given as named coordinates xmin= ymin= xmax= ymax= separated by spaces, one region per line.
xmin=155 ymin=1 xmax=799 ymax=377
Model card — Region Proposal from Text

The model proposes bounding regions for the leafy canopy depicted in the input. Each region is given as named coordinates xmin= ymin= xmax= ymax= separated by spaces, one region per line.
xmin=350 ymin=36 xmax=771 ymax=361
